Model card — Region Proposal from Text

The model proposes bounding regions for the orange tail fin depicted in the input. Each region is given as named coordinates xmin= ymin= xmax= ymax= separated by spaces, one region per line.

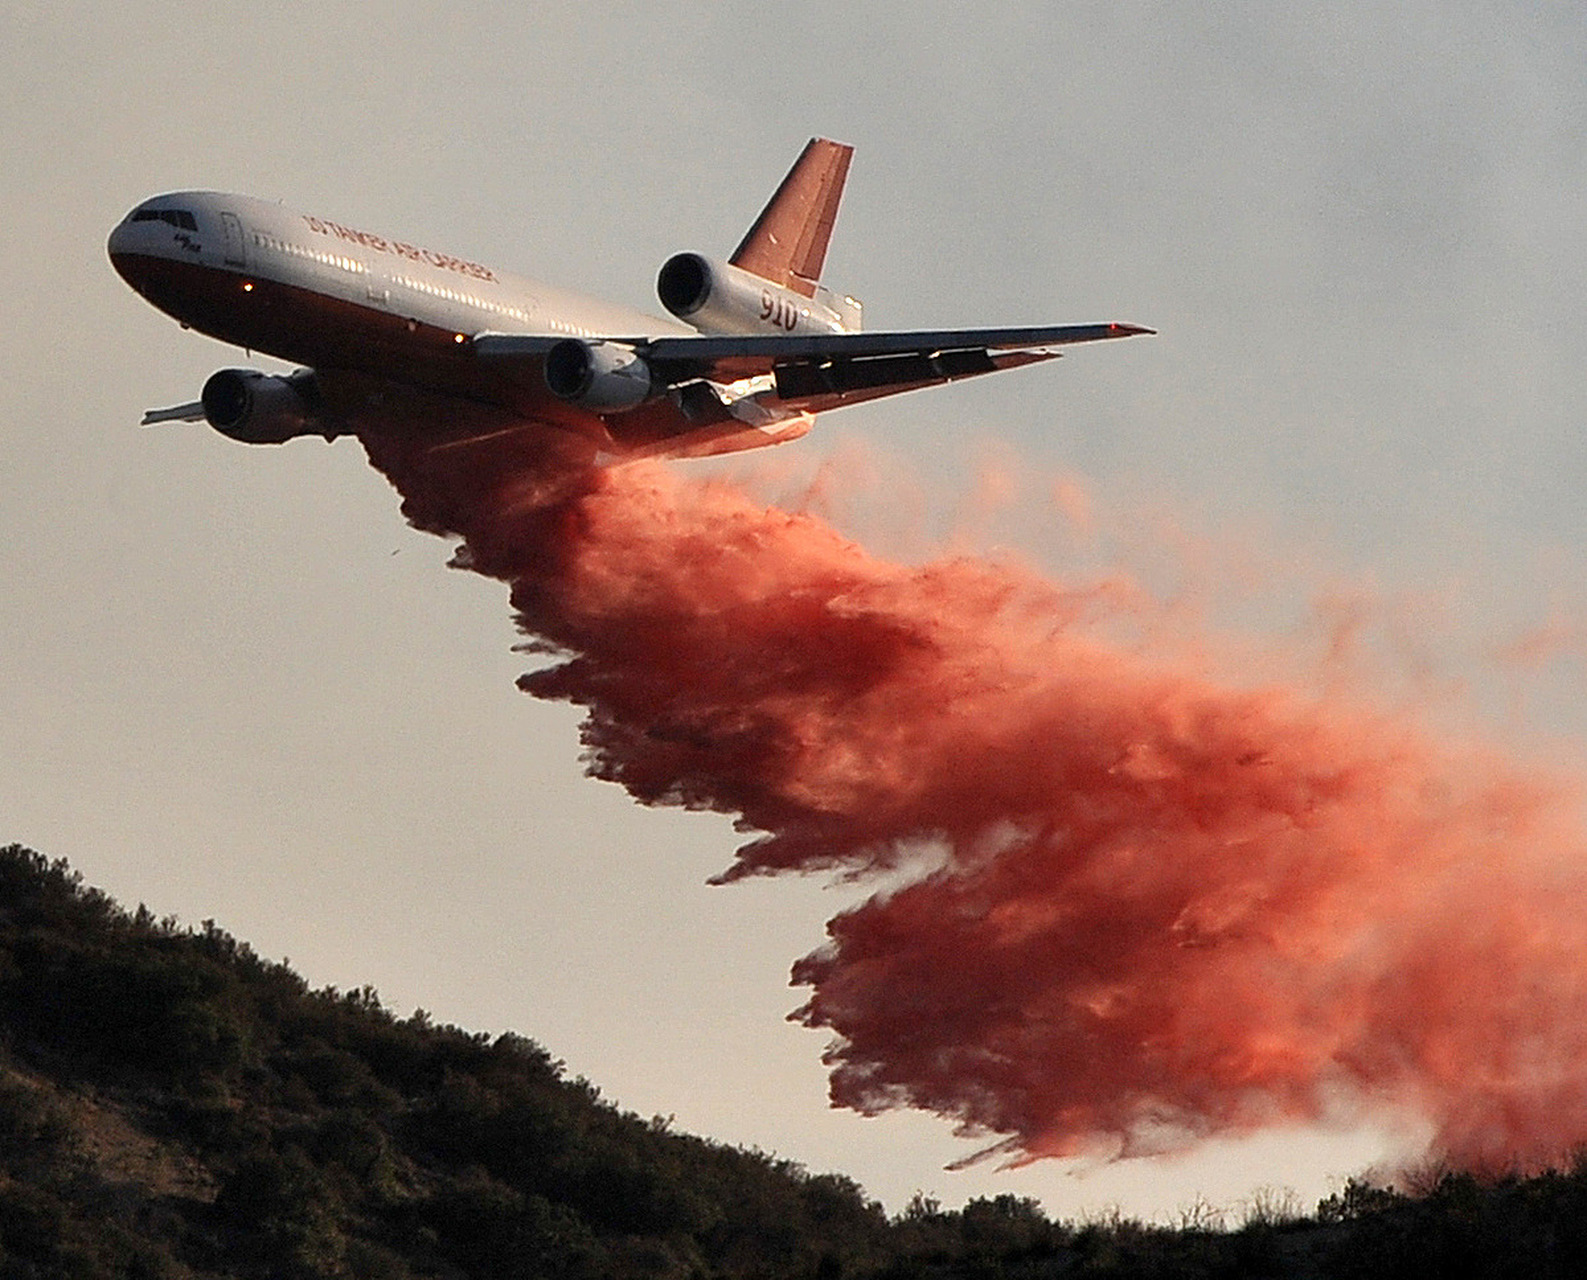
xmin=729 ymin=138 xmax=852 ymax=299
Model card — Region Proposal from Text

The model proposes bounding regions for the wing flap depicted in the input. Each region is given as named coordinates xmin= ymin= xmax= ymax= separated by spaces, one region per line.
xmin=772 ymin=348 xmax=1063 ymax=414
xmin=774 ymin=347 xmax=999 ymax=399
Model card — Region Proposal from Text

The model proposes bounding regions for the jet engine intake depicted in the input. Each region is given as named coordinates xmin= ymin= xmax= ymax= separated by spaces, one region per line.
xmin=200 ymin=369 xmax=331 ymax=444
xmin=542 ymin=339 xmax=655 ymax=413
xmin=657 ymin=253 xmax=853 ymax=336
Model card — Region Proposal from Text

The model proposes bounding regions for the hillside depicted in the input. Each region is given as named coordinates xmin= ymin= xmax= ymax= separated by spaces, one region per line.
xmin=2 ymin=842 xmax=1587 ymax=1278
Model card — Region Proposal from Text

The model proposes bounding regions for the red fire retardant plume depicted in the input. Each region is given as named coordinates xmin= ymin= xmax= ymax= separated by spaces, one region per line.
xmin=361 ymin=421 xmax=1587 ymax=1173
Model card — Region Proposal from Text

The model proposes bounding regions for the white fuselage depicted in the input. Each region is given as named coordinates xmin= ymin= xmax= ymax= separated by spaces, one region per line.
xmin=111 ymin=190 xmax=692 ymax=346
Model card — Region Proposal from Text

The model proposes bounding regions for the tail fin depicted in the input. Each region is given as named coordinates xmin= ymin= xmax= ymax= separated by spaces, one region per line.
xmin=729 ymin=137 xmax=852 ymax=299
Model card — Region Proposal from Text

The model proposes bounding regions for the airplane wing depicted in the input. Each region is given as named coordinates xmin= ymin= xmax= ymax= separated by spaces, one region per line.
xmin=473 ymin=322 xmax=1152 ymax=410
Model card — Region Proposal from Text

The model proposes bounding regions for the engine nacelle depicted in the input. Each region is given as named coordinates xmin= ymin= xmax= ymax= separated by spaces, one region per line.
xmin=542 ymin=339 xmax=656 ymax=413
xmin=201 ymin=369 xmax=332 ymax=444
xmin=657 ymin=253 xmax=858 ymax=336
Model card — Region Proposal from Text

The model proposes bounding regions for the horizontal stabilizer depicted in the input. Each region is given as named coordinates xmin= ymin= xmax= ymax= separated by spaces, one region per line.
xmin=141 ymin=400 xmax=207 ymax=426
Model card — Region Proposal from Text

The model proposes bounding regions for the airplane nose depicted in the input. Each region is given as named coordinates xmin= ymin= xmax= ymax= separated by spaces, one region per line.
xmin=107 ymin=217 xmax=150 ymax=293
xmin=107 ymin=219 xmax=134 ymax=264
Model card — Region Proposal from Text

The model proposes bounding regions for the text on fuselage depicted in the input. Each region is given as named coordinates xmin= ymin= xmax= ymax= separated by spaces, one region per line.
xmin=301 ymin=216 xmax=499 ymax=283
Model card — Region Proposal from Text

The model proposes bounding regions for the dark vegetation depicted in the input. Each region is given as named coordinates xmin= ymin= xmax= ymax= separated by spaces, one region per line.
xmin=0 ymin=843 xmax=1586 ymax=1277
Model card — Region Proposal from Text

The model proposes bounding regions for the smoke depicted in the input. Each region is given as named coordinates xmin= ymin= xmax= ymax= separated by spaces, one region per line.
xmin=361 ymin=419 xmax=1587 ymax=1175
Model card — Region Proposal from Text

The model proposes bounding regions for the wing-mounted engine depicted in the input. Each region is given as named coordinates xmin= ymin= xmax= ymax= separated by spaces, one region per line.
xmin=200 ymin=369 xmax=338 ymax=444
xmin=657 ymin=253 xmax=860 ymax=337
xmin=542 ymin=340 xmax=658 ymax=413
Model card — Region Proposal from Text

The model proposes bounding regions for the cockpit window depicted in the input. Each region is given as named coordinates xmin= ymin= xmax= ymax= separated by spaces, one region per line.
xmin=131 ymin=208 xmax=198 ymax=231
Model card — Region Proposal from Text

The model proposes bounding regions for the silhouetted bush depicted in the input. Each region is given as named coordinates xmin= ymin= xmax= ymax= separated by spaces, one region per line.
xmin=8 ymin=841 xmax=1587 ymax=1278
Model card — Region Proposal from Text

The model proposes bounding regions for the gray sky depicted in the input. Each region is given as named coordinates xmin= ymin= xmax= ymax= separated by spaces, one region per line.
xmin=3 ymin=0 xmax=1586 ymax=1220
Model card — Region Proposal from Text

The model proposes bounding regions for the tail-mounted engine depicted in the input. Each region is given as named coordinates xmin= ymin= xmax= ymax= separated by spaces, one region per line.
xmin=657 ymin=253 xmax=860 ymax=336
xmin=200 ymin=369 xmax=334 ymax=444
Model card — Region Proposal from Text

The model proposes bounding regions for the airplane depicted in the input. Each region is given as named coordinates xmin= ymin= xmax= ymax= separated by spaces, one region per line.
xmin=108 ymin=138 xmax=1152 ymax=461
